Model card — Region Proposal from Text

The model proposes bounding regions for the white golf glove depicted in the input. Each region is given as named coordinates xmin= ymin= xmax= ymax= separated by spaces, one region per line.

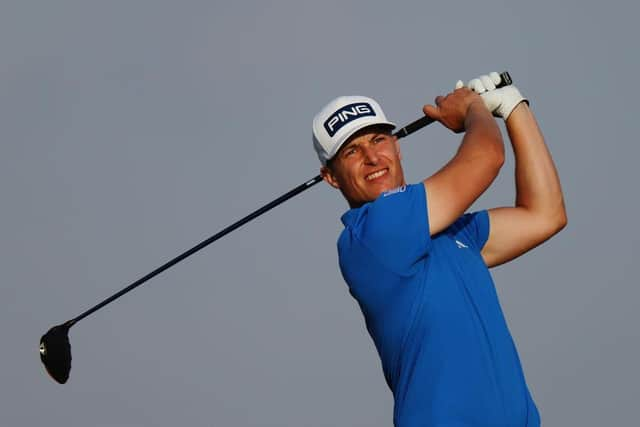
xmin=455 ymin=71 xmax=527 ymax=120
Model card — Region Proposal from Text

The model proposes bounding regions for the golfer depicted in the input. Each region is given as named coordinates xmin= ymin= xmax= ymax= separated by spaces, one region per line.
xmin=312 ymin=72 xmax=566 ymax=426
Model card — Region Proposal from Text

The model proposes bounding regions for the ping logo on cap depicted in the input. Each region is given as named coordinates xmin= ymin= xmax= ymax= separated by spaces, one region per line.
xmin=324 ymin=102 xmax=375 ymax=137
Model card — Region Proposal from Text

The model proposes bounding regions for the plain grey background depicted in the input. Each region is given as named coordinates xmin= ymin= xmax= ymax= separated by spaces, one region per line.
xmin=2 ymin=1 xmax=638 ymax=426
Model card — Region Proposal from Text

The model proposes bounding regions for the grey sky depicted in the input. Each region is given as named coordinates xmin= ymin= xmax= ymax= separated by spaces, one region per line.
xmin=2 ymin=1 xmax=638 ymax=426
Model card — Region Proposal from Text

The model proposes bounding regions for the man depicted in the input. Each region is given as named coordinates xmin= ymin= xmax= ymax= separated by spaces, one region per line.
xmin=312 ymin=72 xmax=566 ymax=426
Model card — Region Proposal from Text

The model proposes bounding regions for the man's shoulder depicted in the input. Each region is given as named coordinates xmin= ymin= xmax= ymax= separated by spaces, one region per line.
xmin=338 ymin=182 xmax=430 ymax=258
xmin=341 ymin=183 xmax=424 ymax=228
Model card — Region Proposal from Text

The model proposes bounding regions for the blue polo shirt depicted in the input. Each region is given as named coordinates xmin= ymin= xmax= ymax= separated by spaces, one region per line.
xmin=338 ymin=183 xmax=540 ymax=427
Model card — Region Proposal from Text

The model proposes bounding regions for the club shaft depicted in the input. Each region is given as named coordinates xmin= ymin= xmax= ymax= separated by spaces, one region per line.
xmin=69 ymin=175 xmax=324 ymax=325
xmin=67 ymin=71 xmax=512 ymax=327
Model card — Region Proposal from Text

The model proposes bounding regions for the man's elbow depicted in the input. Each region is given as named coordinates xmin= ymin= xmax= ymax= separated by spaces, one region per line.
xmin=542 ymin=205 xmax=568 ymax=238
xmin=555 ymin=208 xmax=568 ymax=233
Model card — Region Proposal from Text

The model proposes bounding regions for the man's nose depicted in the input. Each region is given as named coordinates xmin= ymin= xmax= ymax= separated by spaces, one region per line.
xmin=362 ymin=145 xmax=379 ymax=164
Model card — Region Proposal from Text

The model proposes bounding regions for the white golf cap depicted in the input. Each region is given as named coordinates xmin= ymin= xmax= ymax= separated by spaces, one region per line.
xmin=312 ymin=95 xmax=395 ymax=165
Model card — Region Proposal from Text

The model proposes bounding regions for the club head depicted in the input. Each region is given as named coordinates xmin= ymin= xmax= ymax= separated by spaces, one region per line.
xmin=39 ymin=323 xmax=72 ymax=384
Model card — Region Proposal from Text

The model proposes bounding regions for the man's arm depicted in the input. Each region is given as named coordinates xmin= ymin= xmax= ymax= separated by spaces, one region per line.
xmin=481 ymin=102 xmax=567 ymax=267
xmin=422 ymin=89 xmax=505 ymax=235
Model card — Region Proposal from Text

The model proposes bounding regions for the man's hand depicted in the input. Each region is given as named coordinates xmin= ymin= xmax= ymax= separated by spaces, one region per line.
xmin=460 ymin=72 xmax=528 ymax=120
xmin=422 ymin=88 xmax=488 ymax=133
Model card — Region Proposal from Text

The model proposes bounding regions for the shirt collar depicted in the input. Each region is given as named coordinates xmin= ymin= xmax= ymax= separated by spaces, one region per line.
xmin=341 ymin=208 xmax=358 ymax=227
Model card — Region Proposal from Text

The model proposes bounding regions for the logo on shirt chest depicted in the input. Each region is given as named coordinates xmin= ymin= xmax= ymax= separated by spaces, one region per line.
xmin=455 ymin=239 xmax=469 ymax=249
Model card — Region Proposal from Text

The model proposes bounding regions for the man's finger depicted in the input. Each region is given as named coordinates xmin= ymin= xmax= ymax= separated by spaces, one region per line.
xmin=422 ymin=104 xmax=441 ymax=120
xmin=488 ymin=72 xmax=501 ymax=85
xmin=434 ymin=95 xmax=445 ymax=106
xmin=468 ymin=78 xmax=486 ymax=93
xmin=480 ymin=75 xmax=496 ymax=91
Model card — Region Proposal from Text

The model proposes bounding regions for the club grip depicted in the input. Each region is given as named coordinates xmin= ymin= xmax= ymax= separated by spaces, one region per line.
xmin=496 ymin=71 xmax=512 ymax=87
xmin=393 ymin=71 xmax=512 ymax=139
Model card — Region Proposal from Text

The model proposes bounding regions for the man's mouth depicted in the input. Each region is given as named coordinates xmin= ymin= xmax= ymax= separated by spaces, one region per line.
xmin=365 ymin=168 xmax=389 ymax=181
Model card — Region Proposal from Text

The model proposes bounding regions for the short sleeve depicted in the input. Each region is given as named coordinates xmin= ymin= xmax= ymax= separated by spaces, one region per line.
xmin=343 ymin=184 xmax=431 ymax=275
xmin=449 ymin=210 xmax=491 ymax=251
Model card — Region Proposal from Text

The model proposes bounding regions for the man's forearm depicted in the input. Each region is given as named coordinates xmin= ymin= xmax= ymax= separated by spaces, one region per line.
xmin=459 ymin=101 xmax=505 ymax=167
xmin=421 ymin=91 xmax=505 ymax=235
xmin=506 ymin=103 xmax=567 ymax=227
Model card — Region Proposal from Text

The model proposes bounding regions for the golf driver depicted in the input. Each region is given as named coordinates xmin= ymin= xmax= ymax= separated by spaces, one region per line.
xmin=40 ymin=72 xmax=513 ymax=384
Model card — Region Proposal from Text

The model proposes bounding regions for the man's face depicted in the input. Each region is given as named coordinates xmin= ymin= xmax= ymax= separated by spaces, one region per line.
xmin=321 ymin=126 xmax=406 ymax=208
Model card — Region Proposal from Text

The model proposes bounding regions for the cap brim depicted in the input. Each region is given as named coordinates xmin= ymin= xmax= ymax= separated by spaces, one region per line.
xmin=328 ymin=120 xmax=396 ymax=161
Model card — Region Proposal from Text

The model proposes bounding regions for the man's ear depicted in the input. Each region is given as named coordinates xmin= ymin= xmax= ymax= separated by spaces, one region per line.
xmin=394 ymin=136 xmax=402 ymax=160
xmin=320 ymin=165 xmax=340 ymax=189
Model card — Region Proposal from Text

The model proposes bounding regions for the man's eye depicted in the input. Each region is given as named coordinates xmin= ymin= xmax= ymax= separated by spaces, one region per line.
xmin=374 ymin=136 xmax=386 ymax=144
xmin=345 ymin=147 xmax=357 ymax=157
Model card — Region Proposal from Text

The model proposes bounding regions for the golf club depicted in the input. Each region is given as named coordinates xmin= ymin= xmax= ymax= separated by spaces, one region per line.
xmin=40 ymin=72 xmax=513 ymax=384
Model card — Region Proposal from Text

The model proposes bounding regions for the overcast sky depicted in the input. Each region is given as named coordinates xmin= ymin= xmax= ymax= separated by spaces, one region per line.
xmin=2 ymin=1 xmax=638 ymax=426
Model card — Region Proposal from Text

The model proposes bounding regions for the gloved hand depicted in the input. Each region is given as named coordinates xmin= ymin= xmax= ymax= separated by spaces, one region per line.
xmin=455 ymin=72 xmax=527 ymax=120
